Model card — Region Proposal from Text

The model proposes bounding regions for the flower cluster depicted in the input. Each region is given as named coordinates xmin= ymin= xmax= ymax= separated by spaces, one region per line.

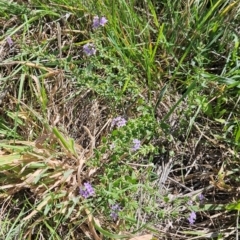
xmin=188 ymin=211 xmax=196 ymax=225
xmin=92 ymin=16 xmax=108 ymax=29
xmin=79 ymin=182 xmax=95 ymax=199
xmin=132 ymin=139 xmax=141 ymax=151
xmin=110 ymin=204 xmax=121 ymax=221
xmin=83 ymin=43 xmax=96 ymax=56
xmin=111 ymin=116 xmax=127 ymax=128
xmin=82 ymin=16 xmax=107 ymax=56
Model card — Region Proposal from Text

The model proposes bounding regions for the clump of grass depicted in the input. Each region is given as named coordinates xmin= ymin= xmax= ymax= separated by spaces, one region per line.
xmin=0 ymin=0 xmax=240 ymax=239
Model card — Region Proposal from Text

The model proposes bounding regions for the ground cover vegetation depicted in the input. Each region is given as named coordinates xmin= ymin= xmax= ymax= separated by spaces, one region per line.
xmin=0 ymin=0 xmax=239 ymax=239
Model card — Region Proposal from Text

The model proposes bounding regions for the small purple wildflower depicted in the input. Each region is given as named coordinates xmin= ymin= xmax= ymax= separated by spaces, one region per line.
xmin=198 ymin=193 xmax=204 ymax=202
xmin=132 ymin=139 xmax=141 ymax=151
xmin=111 ymin=204 xmax=121 ymax=211
xmin=92 ymin=16 xmax=108 ymax=29
xmin=79 ymin=182 xmax=95 ymax=199
xmin=110 ymin=211 xmax=118 ymax=221
xmin=110 ymin=204 xmax=121 ymax=221
xmin=6 ymin=36 xmax=13 ymax=47
xmin=83 ymin=43 xmax=96 ymax=56
xmin=188 ymin=211 xmax=196 ymax=225
xmin=111 ymin=116 xmax=127 ymax=128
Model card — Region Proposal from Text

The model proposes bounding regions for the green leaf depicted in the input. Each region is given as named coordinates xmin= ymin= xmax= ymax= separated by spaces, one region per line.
xmin=191 ymin=204 xmax=225 ymax=211
xmin=0 ymin=153 xmax=22 ymax=166
xmin=93 ymin=218 xmax=130 ymax=239
xmin=52 ymin=127 xmax=77 ymax=157
xmin=63 ymin=169 xmax=74 ymax=179
xmin=215 ymin=118 xmax=227 ymax=124
xmin=226 ymin=201 xmax=240 ymax=211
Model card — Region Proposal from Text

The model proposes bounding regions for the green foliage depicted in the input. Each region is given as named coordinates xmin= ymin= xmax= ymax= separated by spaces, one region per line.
xmin=0 ymin=0 xmax=239 ymax=239
xmin=226 ymin=201 xmax=240 ymax=211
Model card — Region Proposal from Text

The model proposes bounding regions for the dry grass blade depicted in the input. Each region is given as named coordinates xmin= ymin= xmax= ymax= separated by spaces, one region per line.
xmin=23 ymin=195 xmax=51 ymax=221
xmin=85 ymin=208 xmax=102 ymax=240
xmin=129 ymin=235 xmax=153 ymax=240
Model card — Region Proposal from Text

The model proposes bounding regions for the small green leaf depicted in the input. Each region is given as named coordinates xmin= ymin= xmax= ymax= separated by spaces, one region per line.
xmin=52 ymin=127 xmax=77 ymax=157
xmin=215 ymin=118 xmax=227 ymax=124
xmin=63 ymin=169 xmax=74 ymax=179
xmin=226 ymin=201 xmax=240 ymax=211
xmin=93 ymin=218 xmax=130 ymax=239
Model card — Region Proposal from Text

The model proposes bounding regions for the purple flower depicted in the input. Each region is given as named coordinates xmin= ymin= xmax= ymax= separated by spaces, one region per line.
xmin=110 ymin=211 xmax=118 ymax=221
xmin=110 ymin=204 xmax=121 ymax=221
xmin=111 ymin=204 xmax=121 ymax=211
xmin=198 ymin=193 xmax=204 ymax=202
xmin=188 ymin=211 xmax=196 ymax=225
xmin=132 ymin=139 xmax=141 ymax=151
xmin=79 ymin=182 xmax=95 ymax=199
xmin=111 ymin=116 xmax=127 ymax=128
xmin=92 ymin=16 xmax=108 ymax=29
xmin=6 ymin=36 xmax=13 ymax=47
xmin=83 ymin=43 xmax=96 ymax=56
